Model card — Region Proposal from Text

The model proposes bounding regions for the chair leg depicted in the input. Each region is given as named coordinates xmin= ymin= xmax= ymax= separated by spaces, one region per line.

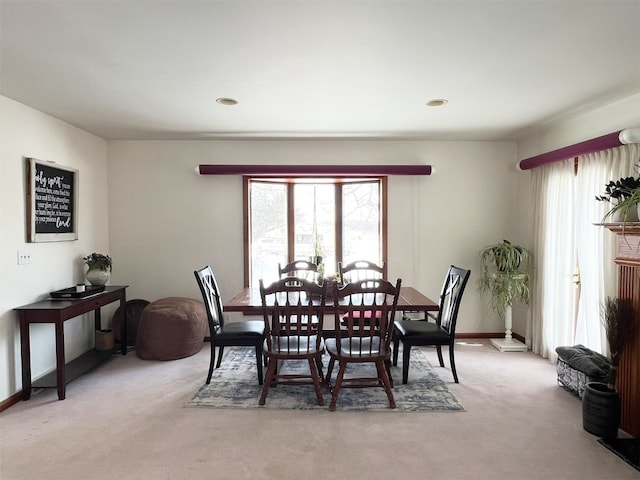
xmin=329 ymin=362 xmax=347 ymax=411
xmin=255 ymin=345 xmax=264 ymax=385
xmin=378 ymin=359 xmax=396 ymax=409
xmin=326 ymin=357 xmax=336 ymax=387
xmin=392 ymin=333 xmax=400 ymax=366
xmin=314 ymin=355 xmax=325 ymax=383
xmin=436 ymin=345 xmax=445 ymax=367
xmin=308 ymin=357 xmax=325 ymax=406
xmin=449 ymin=344 xmax=459 ymax=383
xmin=384 ymin=358 xmax=394 ymax=388
xmin=402 ymin=343 xmax=411 ymax=384
xmin=259 ymin=358 xmax=277 ymax=405
xmin=206 ymin=341 xmax=216 ymax=384
xmin=216 ymin=345 xmax=225 ymax=368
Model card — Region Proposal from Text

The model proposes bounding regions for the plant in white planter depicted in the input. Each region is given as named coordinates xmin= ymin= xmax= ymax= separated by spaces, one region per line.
xmin=478 ymin=239 xmax=531 ymax=351
xmin=83 ymin=252 xmax=112 ymax=286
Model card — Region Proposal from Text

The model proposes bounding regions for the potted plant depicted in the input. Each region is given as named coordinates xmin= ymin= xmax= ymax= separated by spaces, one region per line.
xmin=478 ymin=239 xmax=531 ymax=350
xmin=83 ymin=252 xmax=112 ymax=286
xmin=582 ymin=297 xmax=635 ymax=438
xmin=595 ymin=174 xmax=640 ymax=222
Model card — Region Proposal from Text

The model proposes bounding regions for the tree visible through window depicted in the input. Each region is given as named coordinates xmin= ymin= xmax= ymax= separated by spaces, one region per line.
xmin=245 ymin=177 xmax=385 ymax=288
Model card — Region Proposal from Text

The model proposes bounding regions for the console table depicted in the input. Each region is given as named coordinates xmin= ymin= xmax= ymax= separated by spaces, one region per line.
xmin=14 ymin=285 xmax=128 ymax=401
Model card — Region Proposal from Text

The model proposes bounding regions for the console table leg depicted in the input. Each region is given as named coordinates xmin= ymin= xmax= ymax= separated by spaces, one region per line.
xmin=55 ymin=321 xmax=66 ymax=400
xmin=19 ymin=318 xmax=32 ymax=400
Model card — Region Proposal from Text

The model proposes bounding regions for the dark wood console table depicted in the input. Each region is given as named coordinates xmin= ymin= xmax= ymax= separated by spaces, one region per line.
xmin=14 ymin=285 xmax=128 ymax=401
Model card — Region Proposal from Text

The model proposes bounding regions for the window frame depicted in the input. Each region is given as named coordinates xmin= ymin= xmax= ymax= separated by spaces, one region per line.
xmin=243 ymin=176 xmax=387 ymax=287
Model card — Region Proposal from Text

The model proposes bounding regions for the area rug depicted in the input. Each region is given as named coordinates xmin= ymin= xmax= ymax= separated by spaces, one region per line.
xmin=598 ymin=437 xmax=640 ymax=472
xmin=186 ymin=347 xmax=464 ymax=412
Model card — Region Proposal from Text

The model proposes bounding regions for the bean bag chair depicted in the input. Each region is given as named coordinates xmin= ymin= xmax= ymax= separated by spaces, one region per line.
xmin=136 ymin=297 xmax=207 ymax=360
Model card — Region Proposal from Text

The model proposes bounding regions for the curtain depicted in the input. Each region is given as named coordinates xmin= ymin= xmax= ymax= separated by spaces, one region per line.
xmin=529 ymin=144 xmax=639 ymax=362
xmin=530 ymin=160 xmax=575 ymax=360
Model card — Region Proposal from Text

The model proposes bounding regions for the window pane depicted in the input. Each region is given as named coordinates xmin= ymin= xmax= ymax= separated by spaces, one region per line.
xmin=342 ymin=182 xmax=380 ymax=264
xmin=294 ymin=184 xmax=336 ymax=277
xmin=250 ymin=182 xmax=287 ymax=287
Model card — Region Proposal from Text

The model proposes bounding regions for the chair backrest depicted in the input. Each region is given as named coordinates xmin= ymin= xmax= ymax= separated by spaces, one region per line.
xmin=436 ymin=265 xmax=471 ymax=335
xmin=194 ymin=265 xmax=225 ymax=335
xmin=338 ymin=260 xmax=385 ymax=284
xmin=333 ymin=278 xmax=401 ymax=353
xmin=278 ymin=260 xmax=318 ymax=281
xmin=259 ymin=276 xmax=327 ymax=352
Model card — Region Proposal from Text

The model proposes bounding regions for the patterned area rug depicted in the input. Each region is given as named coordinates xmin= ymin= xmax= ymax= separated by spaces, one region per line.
xmin=186 ymin=347 xmax=464 ymax=412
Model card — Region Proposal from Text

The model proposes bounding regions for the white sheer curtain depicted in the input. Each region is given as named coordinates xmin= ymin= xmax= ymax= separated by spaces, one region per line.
xmin=529 ymin=144 xmax=639 ymax=361
xmin=530 ymin=160 xmax=575 ymax=360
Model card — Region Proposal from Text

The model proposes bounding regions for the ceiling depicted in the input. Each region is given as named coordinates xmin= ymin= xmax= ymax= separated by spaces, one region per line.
xmin=1 ymin=1 xmax=639 ymax=141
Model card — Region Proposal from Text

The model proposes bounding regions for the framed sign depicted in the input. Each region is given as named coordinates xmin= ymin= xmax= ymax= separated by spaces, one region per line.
xmin=27 ymin=158 xmax=78 ymax=242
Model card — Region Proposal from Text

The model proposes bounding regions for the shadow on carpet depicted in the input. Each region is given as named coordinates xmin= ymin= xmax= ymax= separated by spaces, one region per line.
xmin=186 ymin=347 xmax=464 ymax=412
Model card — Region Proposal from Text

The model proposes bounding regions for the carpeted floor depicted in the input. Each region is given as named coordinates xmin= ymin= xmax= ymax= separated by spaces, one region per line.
xmin=186 ymin=347 xmax=464 ymax=411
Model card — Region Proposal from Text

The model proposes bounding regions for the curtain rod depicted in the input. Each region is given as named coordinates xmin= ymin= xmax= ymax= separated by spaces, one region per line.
xmin=196 ymin=164 xmax=432 ymax=176
xmin=519 ymin=128 xmax=640 ymax=171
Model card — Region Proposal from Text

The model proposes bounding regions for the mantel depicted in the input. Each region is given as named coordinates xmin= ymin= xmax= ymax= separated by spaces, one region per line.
xmin=598 ymin=222 xmax=640 ymax=235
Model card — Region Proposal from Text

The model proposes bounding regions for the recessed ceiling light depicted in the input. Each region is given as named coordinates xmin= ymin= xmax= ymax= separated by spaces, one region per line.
xmin=426 ymin=99 xmax=448 ymax=107
xmin=216 ymin=97 xmax=238 ymax=106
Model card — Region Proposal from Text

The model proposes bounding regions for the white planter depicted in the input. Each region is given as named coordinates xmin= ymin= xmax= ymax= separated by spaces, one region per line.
xmin=86 ymin=267 xmax=110 ymax=286
xmin=611 ymin=205 xmax=639 ymax=223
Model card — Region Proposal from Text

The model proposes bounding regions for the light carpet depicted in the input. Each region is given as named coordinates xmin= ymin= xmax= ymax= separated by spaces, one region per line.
xmin=186 ymin=347 xmax=464 ymax=411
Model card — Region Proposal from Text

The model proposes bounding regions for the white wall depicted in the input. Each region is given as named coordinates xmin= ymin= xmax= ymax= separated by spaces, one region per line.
xmin=5 ymin=90 xmax=637 ymax=405
xmin=0 ymin=96 xmax=109 ymax=402
xmin=107 ymin=139 xmax=519 ymax=337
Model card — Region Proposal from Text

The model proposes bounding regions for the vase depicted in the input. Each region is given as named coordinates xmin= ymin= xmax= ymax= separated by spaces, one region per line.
xmin=611 ymin=204 xmax=640 ymax=222
xmin=582 ymin=382 xmax=620 ymax=438
xmin=86 ymin=267 xmax=110 ymax=286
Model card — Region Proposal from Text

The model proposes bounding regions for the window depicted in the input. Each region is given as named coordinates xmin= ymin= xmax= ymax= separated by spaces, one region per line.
xmin=245 ymin=177 xmax=386 ymax=288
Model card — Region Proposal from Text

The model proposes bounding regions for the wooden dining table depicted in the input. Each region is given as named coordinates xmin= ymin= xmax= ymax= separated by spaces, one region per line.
xmin=223 ymin=286 xmax=439 ymax=317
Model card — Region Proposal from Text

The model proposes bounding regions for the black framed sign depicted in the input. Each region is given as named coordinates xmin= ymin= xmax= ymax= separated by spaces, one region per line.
xmin=27 ymin=157 xmax=78 ymax=242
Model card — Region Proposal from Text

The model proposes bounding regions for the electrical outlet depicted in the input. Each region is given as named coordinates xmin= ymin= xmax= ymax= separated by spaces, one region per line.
xmin=17 ymin=251 xmax=31 ymax=265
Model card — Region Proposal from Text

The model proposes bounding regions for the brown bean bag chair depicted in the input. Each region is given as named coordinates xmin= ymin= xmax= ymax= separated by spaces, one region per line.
xmin=136 ymin=297 xmax=207 ymax=360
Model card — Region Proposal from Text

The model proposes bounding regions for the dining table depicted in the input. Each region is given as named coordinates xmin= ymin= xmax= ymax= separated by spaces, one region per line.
xmin=223 ymin=285 xmax=439 ymax=318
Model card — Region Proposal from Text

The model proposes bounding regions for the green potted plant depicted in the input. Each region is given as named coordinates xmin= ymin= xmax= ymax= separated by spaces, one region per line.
xmin=582 ymin=297 xmax=635 ymax=438
xmin=478 ymin=239 xmax=531 ymax=312
xmin=83 ymin=252 xmax=112 ymax=286
xmin=478 ymin=239 xmax=532 ymax=351
xmin=595 ymin=174 xmax=640 ymax=222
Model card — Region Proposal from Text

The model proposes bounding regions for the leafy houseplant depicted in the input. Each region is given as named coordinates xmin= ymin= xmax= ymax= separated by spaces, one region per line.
xmin=595 ymin=174 xmax=640 ymax=222
xmin=83 ymin=252 xmax=112 ymax=286
xmin=478 ymin=239 xmax=531 ymax=314
xmin=84 ymin=252 xmax=112 ymax=272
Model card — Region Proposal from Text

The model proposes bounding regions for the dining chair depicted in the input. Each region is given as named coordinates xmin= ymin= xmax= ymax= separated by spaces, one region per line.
xmin=259 ymin=276 xmax=327 ymax=406
xmin=325 ymin=277 xmax=401 ymax=411
xmin=338 ymin=260 xmax=385 ymax=284
xmin=392 ymin=265 xmax=470 ymax=384
xmin=278 ymin=260 xmax=318 ymax=281
xmin=194 ymin=265 xmax=265 ymax=385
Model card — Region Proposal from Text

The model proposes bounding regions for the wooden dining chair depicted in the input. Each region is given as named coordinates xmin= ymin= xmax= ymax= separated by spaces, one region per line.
xmin=259 ymin=276 xmax=327 ymax=406
xmin=278 ymin=260 xmax=318 ymax=281
xmin=338 ymin=260 xmax=385 ymax=284
xmin=325 ymin=278 xmax=401 ymax=411
xmin=194 ymin=265 xmax=265 ymax=385
xmin=392 ymin=265 xmax=470 ymax=384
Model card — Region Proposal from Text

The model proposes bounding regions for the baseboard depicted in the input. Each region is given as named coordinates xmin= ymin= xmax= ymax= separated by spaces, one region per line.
xmin=455 ymin=332 xmax=526 ymax=344
xmin=0 ymin=390 xmax=22 ymax=413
